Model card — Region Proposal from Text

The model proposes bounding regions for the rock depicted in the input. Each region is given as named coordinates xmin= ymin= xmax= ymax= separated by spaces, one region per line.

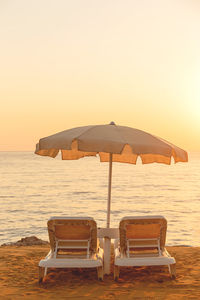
xmin=1 ymin=236 xmax=48 ymax=246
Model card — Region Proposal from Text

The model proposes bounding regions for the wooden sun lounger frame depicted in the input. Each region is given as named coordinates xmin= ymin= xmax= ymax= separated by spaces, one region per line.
xmin=114 ymin=216 xmax=176 ymax=280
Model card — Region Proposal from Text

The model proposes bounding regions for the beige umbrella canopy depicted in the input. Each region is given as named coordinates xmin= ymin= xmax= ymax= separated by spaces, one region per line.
xmin=35 ymin=122 xmax=188 ymax=227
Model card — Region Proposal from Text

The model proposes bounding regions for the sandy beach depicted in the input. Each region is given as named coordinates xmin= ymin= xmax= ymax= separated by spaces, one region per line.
xmin=1 ymin=243 xmax=200 ymax=300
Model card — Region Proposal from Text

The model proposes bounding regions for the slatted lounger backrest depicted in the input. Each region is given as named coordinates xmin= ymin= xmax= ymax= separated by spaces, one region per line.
xmin=119 ymin=216 xmax=167 ymax=255
xmin=47 ymin=217 xmax=98 ymax=254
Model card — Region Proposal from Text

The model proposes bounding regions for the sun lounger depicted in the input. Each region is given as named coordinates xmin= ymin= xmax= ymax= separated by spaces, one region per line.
xmin=114 ymin=216 xmax=176 ymax=280
xmin=39 ymin=217 xmax=104 ymax=282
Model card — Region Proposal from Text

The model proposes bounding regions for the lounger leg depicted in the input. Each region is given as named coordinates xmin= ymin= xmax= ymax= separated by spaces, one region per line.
xmin=97 ymin=267 xmax=104 ymax=281
xmin=169 ymin=263 xmax=176 ymax=279
xmin=114 ymin=265 xmax=119 ymax=281
xmin=38 ymin=267 xmax=45 ymax=283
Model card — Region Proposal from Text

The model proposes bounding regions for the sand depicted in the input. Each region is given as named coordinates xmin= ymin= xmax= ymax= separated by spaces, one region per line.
xmin=1 ymin=244 xmax=200 ymax=300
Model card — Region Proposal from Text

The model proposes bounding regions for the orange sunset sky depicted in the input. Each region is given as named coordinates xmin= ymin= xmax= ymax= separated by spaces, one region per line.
xmin=0 ymin=0 xmax=200 ymax=151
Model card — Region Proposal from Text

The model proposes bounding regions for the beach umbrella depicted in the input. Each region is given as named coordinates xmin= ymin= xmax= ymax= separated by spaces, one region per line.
xmin=35 ymin=121 xmax=188 ymax=228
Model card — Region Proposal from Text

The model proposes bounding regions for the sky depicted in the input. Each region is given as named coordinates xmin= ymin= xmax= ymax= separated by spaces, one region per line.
xmin=0 ymin=0 xmax=200 ymax=151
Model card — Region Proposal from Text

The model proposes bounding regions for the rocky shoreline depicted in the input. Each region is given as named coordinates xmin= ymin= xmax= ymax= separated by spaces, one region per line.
xmin=1 ymin=236 xmax=49 ymax=247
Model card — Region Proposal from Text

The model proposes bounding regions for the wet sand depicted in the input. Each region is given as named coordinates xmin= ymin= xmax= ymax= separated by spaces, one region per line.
xmin=1 ymin=245 xmax=200 ymax=299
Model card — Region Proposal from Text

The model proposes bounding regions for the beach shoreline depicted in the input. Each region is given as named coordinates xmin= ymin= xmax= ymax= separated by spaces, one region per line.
xmin=1 ymin=240 xmax=200 ymax=299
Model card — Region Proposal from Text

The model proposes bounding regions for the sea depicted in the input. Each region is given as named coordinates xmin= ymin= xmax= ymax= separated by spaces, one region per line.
xmin=0 ymin=151 xmax=200 ymax=246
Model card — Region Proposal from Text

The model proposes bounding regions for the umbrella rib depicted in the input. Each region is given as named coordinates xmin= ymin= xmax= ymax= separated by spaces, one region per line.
xmin=74 ymin=125 xmax=100 ymax=142
xmin=74 ymin=124 xmax=127 ymax=154
xmin=113 ymin=125 xmax=131 ymax=154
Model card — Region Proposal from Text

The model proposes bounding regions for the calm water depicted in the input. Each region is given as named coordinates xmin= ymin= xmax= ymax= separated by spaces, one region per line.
xmin=0 ymin=151 xmax=200 ymax=246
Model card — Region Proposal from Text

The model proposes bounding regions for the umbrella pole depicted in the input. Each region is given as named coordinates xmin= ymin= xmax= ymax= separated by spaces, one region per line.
xmin=107 ymin=153 xmax=113 ymax=228
xmin=104 ymin=153 xmax=113 ymax=275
